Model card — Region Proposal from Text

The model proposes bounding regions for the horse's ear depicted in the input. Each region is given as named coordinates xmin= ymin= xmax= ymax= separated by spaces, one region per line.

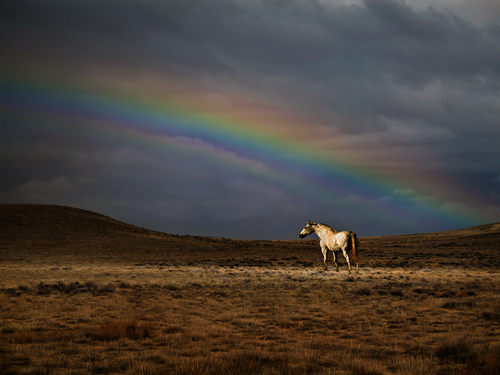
xmin=306 ymin=220 xmax=311 ymax=224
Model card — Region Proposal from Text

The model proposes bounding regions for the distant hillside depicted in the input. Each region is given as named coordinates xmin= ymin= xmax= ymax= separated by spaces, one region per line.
xmin=368 ymin=222 xmax=500 ymax=240
xmin=432 ymin=222 xmax=500 ymax=237
xmin=0 ymin=204 xmax=171 ymax=242
xmin=0 ymin=204 xmax=318 ymax=265
xmin=1 ymin=204 xmax=499 ymax=269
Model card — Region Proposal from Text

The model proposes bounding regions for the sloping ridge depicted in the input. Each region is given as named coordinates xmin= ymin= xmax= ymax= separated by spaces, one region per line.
xmin=0 ymin=204 xmax=318 ymax=265
xmin=1 ymin=203 xmax=499 ymax=243
xmin=1 ymin=204 xmax=498 ymax=268
xmin=0 ymin=204 xmax=170 ymax=243
xmin=437 ymin=222 xmax=500 ymax=237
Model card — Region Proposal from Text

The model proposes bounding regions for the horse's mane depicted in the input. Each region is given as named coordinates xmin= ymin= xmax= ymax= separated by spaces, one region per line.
xmin=318 ymin=223 xmax=338 ymax=234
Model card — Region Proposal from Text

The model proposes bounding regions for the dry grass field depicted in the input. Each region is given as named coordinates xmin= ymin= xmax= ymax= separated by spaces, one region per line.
xmin=1 ymin=204 xmax=500 ymax=375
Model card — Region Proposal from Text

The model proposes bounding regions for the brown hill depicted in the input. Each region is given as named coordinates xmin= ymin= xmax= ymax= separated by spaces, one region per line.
xmin=0 ymin=204 xmax=318 ymax=266
xmin=0 ymin=203 xmax=176 ymax=243
xmin=1 ymin=203 xmax=499 ymax=269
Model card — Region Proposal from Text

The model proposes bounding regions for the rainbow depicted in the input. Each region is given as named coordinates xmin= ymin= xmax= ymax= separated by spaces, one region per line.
xmin=0 ymin=76 xmax=487 ymax=235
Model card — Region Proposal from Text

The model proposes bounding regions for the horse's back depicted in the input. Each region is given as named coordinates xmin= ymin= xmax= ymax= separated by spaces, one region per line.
xmin=336 ymin=230 xmax=352 ymax=240
xmin=327 ymin=231 xmax=352 ymax=250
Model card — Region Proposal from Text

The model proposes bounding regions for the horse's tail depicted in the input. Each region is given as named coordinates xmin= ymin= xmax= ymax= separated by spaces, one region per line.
xmin=350 ymin=232 xmax=358 ymax=263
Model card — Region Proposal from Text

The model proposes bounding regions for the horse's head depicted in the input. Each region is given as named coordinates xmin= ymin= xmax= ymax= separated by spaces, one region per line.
xmin=299 ymin=220 xmax=315 ymax=238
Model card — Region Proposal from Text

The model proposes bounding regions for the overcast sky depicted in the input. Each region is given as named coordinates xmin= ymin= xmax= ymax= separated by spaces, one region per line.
xmin=1 ymin=0 xmax=499 ymax=239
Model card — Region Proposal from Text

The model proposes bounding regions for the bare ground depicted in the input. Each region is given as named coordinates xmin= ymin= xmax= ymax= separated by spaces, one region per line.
xmin=1 ymin=204 xmax=499 ymax=374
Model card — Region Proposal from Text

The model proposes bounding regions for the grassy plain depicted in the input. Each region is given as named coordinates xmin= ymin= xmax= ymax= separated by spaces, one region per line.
xmin=1 ymin=204 xmax=500 ymax=374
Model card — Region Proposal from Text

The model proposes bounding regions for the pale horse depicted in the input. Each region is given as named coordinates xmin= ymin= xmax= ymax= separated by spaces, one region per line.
xmin=299 ymin=221 xmax=359 ymax=273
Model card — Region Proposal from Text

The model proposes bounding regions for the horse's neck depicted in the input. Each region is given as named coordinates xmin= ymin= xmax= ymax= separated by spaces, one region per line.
xmin=314 ymin=224 xmax=337 ymax=238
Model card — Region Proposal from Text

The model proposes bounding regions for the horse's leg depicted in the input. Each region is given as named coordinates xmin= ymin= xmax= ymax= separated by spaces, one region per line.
xmin=341 ymin=248 xmax=351 ymax=273
xmin=332 ymin=251 xmax=339 ymax=272
xmin=322 ymin=247 xmax=328 ymax=270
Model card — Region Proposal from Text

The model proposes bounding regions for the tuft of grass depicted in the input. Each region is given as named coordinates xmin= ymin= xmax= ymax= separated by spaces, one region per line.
xmin=31 ymin=281 xmax=116 ymax=295
xmin=164 ymin=324 xmax=184 ymax=334
xmin=12 ymin=330 xmax=35 ymax=344
xmin=481 ymin=303 xmax=500 ymax=321
xmin=435 ymin=336 xmax=475 ymax=364
xmin=390 ymin=289 xmax=404 ymax=297
xmin=467 ymin=345 xmax=500 ymax=375
xmin=442 ymin=300 xmax=475 ymax=309
xmin=162 ymin=350 xmax=321 ymax=375
xmin=350 ymin=364 xmax=386 ymax=375
xmin=86 ymin=320 xmax=154 ymax=341
xmin=354 ymin=287 xmax=372 ymax=296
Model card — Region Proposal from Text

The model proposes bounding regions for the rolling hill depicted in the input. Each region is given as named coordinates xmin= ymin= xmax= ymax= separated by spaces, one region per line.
xmin=1 ymin=203 xmax=499 ymax=269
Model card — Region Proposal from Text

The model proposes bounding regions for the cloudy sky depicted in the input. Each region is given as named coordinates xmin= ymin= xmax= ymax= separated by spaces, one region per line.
xmin=1 ymin=0 xmax=499 ymax=239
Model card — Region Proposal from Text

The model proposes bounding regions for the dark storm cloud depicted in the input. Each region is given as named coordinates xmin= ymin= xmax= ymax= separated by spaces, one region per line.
xmin=158 ymin=0 xmax=500 ymax=82
xmin=0 ymin=0 xmax=230 ymax=74
xmin=3 ymin=0 xmax=498 ymax=92
xmin=106 ymin=0 xmax=500 ymax=142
